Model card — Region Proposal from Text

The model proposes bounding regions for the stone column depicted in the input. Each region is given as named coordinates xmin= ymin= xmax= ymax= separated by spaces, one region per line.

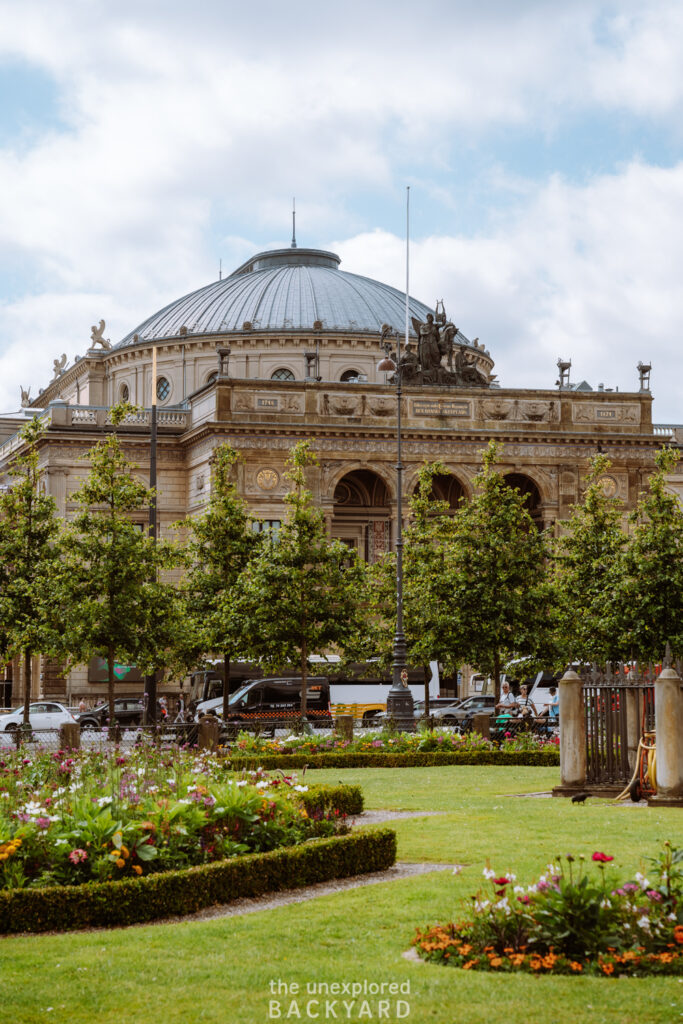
xmin=556 ymin=668 xmax=586 ymax=794
xmin=649 ymin=666 xmax=683 ymax=806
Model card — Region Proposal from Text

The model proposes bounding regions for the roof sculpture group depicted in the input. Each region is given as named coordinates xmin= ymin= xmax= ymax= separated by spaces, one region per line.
xmin=383 ymin=305 xmax=490 ymax=388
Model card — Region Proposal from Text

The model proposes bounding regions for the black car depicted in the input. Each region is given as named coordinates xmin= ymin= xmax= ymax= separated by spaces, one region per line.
xmin=196 ymin=677 xmax=332 ymax=734
xmin=76 ymin=698 xmax=160 ymax=730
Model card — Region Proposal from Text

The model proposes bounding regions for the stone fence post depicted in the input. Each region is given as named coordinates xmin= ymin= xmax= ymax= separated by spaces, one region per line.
xmin=649 ymin=666 xmax=683 ymax=807
xmin=556 ymin=668 xmax=586 ymax=794
xmin=198 ymin=717 xmax=220 ymax=750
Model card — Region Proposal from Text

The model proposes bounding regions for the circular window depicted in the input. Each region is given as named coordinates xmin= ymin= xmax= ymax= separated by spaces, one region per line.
xmin=271 ymin=368 xmax=295 ymax=381
xmin=340 ymin=369 xmax=362 ymax=382
xmin=156 ymin=377 xmax=171 ymax=401
xmin=120 ymin=383 xmax=130 ymax=402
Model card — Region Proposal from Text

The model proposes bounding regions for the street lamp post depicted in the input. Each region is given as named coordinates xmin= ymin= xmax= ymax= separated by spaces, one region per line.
xmin=377 ymin=330 xmax=415 ymax=730
xmin=143 ymin=345 xmax=158 ymax=726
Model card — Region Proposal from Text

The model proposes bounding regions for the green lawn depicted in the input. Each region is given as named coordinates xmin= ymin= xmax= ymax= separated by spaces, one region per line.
xmin=2 ymin=766 xmax=682 ymax=1024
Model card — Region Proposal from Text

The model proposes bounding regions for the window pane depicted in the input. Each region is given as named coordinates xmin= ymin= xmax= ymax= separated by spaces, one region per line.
xmin=271 ymin=368 xmax=295 ymax=381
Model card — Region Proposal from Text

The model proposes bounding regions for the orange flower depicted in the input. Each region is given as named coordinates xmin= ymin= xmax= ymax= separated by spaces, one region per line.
xmin=462 ymin=960 xmax=477 ymax=970
xmin=569 ymin=962 xmax=583 ymax=973
xmin=529 ymin=957 xmax=543 ymax=972
xmin=115 ymin=858 xmax=125 ymax=869
xmin=132 ymin=864 xmax=143 ymax=875
xmin=489 ymin=957 xmax=503 ymax=968
xmin=601 ymin=962 xmax=614 ymax=975
xmin=459 ymin=944 xmax=472 ymax=956
xmin=674 ymin=925 xmax=683 ymax=945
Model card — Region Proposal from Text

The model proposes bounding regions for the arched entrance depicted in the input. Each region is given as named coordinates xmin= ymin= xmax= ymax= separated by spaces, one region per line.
xmin=413 ymin=472 xmax=465 ymax=513
xmin=331 ymin=469 xmax=391 ymax=562
xmin=503 ymin=473 xmax=543 ymax=528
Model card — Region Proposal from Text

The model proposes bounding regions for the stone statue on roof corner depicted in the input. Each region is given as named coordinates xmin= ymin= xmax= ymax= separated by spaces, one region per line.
xmin=394 ymin=308 xmax=489 ymax=388
xmin=90 ymin=319 xmax=112 ymax=350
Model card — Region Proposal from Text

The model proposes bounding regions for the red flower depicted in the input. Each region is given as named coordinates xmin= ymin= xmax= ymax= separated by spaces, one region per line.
xmin=492 ymin=877 xmax=511 ymax=886
xmin=592 ymin=852 xmax=614 ymax=863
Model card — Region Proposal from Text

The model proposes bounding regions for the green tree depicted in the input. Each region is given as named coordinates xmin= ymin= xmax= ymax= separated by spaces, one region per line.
xmin=57 ymin=405 xmax=183 ymax=728
xmin=613 ymin=446 xmax=683 ymax=660
xmin=552 ymin=454 xmax=627 ymax=663
xmin=0 ymin=418 xmax=62 ymax=726
xmin=180 ymin=444 xmax=262 ymax=718
xmin=237 ymin=441 xmax=366 ymax=717
xmin=448 ymin=441 xmax=551 ymax=699
xmin=367 ymin=462 xmax=460 ymax=714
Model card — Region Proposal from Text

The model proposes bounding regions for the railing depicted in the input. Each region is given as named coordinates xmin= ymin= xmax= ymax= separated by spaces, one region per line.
xmin=581 ymin=680 xmax=655 ymax=786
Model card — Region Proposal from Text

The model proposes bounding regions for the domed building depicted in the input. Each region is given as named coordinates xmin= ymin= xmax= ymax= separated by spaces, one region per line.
xmin=0 ymin=243 xmax=662 ymax=702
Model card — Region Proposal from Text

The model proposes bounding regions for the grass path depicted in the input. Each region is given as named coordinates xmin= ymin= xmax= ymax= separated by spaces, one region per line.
xmin=2 ymin=766 xmax=682 ymax=1024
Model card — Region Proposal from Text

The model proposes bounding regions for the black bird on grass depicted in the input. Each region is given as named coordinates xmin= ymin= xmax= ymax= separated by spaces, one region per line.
xmin=571 ymin=791 xmax=591 ymax=804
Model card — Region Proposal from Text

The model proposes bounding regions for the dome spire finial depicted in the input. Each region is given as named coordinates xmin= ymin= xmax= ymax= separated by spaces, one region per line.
xmin=291 ymin=197 xmax=297 ymax=249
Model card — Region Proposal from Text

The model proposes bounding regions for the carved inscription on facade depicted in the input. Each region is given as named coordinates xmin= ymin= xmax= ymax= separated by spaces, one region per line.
xmin=412 ymin=399 xmax=471 ymax=418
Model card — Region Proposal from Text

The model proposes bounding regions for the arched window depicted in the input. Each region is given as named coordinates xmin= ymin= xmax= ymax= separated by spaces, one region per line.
xmin=340 ymin=369 xmax=362 ymax=382
xmin=271 ymin=368 xmax=295 ymax=381
xmin=206 ymin=371 xmax=218 ymax=385
xmin=156 ymin=377 xmax=171 ymax=402
xmin=120 ymin=383 xmax=130 ymax=402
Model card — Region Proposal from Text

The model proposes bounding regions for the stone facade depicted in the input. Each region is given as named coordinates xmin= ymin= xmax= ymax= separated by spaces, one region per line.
xmin=0 ymin=246 xmax=664 ymax=703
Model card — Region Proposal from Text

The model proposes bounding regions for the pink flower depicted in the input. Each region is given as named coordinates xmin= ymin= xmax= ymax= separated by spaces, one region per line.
xmin=592 ymin=852 xmax=614 ymax=863
xmin=492 ymin=877 xmax=511 ymax=886
xmin=69 ymin=848 xmax=88 ymax=864
xmin=36 ymin=816 xmax=51 ymax=829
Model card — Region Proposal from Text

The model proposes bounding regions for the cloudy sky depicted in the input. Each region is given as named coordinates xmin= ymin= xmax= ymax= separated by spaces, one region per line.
xmin=1 ymin=0 xmax=682 ymax=418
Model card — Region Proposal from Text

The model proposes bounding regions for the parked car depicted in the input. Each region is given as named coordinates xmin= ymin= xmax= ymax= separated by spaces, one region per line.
xmin=196 ymin=677 xmax=333 ymax=733
xmin=75 ymin=698 xmax=161 ymax=730
xmin=430 ymin=694 xmax=496 ymax=727
xmin=374 ymin=696 xmax=463 ymax=724
xmin=0 ymin=702 xmax=77 ymax=732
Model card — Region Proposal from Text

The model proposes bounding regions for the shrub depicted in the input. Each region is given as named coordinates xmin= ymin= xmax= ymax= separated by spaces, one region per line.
xmin=0 ymin=827 xmax=396 ymax=934
xmin=226 ymin=750 xmax=559 ymax=771
xmin=413 ymin=842 xmax=683 ymax=977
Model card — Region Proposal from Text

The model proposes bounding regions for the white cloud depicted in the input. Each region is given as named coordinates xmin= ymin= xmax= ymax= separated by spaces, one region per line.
xmin=336 ymin=160 xmax=683 ymax=419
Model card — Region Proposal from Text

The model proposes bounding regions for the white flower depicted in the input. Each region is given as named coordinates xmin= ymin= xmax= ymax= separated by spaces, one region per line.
xmin=637 ymin=916 xmax=651 ymax=932
xmin=482 ymin=867 xmax=495 ymax=880
xmin=513 ymin=885 xmax=525 ymax=895
xmin=236 ymin=780 xmax=247 ymax=788
xmin=635 ymin=871 xmax=650 ymax=889
xmin=452 ymin=865 xmax=463 ymax=876
xmin=255 ymin=780 xmax=269 ymax=789
xmin=23 ymin=800 xmax=42 ymax=816
xmin=293 ymin=785 xmax=308 ymax=793
xmin=96 ymin=796 xmax=113 ymax=806
xmin=600 ymin=898 xmax=611 ymax=909
xmin=474 ymin=899 xmax=490 ymax=913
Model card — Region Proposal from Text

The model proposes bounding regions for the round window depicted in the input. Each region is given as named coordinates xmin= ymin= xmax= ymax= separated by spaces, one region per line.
xmin=120 ymin=383 xmax=130 ymax=402
xmin=271 ymin=368 xmax=295 ymax=381
xmin=156 ymin=377 xmax=171 ymax=401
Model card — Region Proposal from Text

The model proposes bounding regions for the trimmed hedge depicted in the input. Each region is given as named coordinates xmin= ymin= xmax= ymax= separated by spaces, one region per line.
xmin=0 ymin=828 xmax=396 ymax=935
xmin=300 ymin=784 xmax=363 ymax=817
xmin=227 ymin=749 xmax=560 ymax=771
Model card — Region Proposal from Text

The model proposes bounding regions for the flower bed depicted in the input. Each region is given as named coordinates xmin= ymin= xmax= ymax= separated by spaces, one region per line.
xmin=0 ymin=746 xmax=361 ymax=890
xmin=232 ymin=727 xmax=558 ymax=758
xmin=413 ymin=843 xmax=683 ymax=977
xmin=0 ymin=827 xmax=397 ymax=934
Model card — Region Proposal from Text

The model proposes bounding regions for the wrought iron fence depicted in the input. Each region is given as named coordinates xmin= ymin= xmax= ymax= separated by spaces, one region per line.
xmin=580 ymin=664 xmax=658 ymax=786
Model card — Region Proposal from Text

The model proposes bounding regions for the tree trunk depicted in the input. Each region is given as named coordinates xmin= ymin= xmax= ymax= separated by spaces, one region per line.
xmin=493 ymin=650 xmax=501 ymax=704
xmin=300 ymin=639 xmax=308 ymax=718
xmin=107 ymin=644 xmax=116 ymax=739
xmin=223 ymin=651 xmax=230 ymax=721
xmin=22 ymin=649 xmax=31 ymax=726
xmin=423 ymin=664 xmax=430 ymax=718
